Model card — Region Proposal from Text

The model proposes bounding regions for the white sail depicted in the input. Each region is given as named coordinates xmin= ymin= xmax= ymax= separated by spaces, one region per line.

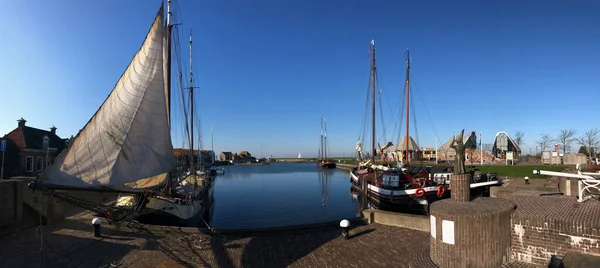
xmin=41 ymin=7 xmax=175 ymax=191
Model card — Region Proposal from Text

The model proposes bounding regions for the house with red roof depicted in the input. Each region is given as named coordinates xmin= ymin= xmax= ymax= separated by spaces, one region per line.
xmin=3 ymin=118 xmax=68 ymax=177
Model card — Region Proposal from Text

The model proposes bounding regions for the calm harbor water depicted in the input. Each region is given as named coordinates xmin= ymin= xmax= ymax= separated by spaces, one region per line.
xmin=209 ymin=162 xmax=361 ymax=229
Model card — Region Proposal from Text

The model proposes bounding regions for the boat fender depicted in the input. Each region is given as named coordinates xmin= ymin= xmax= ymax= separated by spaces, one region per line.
xmin=415 ymin=188 xmax=425 ymax=197
xmin=437 ymin=185 xmax=445 ymax=198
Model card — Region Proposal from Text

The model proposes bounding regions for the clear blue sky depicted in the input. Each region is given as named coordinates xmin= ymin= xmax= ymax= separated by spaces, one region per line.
xmin=1 ymin=0 xmax=599 ymax=158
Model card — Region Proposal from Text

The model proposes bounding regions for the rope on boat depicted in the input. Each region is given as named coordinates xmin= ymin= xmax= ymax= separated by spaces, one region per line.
xmin=200 ymin=217 xmax=228 ymax=241
xmin=39 ymin=188 xmax=148 ymax=224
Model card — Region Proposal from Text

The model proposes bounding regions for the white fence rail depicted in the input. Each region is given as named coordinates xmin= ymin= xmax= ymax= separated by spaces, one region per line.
xmin=533 ymin=169 xmax=600 ymax=202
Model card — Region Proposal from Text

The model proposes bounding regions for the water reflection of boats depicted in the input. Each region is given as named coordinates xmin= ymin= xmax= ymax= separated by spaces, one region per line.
xmin=208 ymin=166 xmax=225 ymax=175
xmin=318 ymin=170 xmax=331 ymax=212
xmin=350 ymin=187 xmax=377 ymax=217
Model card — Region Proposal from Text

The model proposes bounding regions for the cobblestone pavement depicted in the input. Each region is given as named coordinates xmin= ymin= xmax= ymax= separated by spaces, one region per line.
xmin=0 ymin=213 xmax=429 ymax=268
xmin=409 ymin=240 xmax=541 ymax=268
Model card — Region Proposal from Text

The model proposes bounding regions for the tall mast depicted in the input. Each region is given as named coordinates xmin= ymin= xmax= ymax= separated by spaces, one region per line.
xmin=189 ymin=31 xmax=195 ymax=175
xmin=166 ymin=0 xmax=172 ymax=126
xmin=404 ymin=50 xmax=411 ymax=165
xmin=211 ymin=123 xmax=214 ymax=161
xmin=324 ymin=117 xmax=328 ymax=159
xmin=370 ymin=40 xmax=376 ymax=164
xmin=320 ymin=115 xmax=324 ymax=160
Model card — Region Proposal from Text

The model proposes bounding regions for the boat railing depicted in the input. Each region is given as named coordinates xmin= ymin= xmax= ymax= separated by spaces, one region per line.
xmin=432 ymin=172 xmax=498 ymax=185
xmin=533 ymin=169 xmax=600 ymax=202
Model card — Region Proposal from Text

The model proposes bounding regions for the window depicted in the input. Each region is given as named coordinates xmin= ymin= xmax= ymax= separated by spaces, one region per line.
xmin=36 ymin=157 xmax=44 ymax=172
xmin=26 ymin=156 xmax=33 ymax=172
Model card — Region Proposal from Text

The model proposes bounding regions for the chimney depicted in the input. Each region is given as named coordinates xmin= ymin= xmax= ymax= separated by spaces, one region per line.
xmin=50 ymin=125 xmax=57 ymax=135
xmin=17 ymin=117 xmax=26 ymax=128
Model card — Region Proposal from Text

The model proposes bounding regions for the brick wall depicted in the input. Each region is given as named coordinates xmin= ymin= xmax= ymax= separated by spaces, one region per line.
xmin=0 ymin=180 xmax=23 ymax=236
xmin=0 ymin=181 xmax=18 ymax=227
xmin=509 ymin=195 xmax=600 ymax=265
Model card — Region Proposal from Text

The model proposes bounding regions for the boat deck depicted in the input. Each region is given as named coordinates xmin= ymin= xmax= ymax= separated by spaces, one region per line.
xmin=0 ymin=211 xmax=430 ymax=268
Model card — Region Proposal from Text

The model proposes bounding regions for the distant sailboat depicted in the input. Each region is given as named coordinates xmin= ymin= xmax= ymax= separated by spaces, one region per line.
xmin=317 ymin=116 xmax=336 ymax=169
xmin=298 ymin=153 xmax=302 ymax=159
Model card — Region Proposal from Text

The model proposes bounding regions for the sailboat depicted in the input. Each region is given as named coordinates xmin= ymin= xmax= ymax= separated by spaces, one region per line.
xmin=28 ymin=1 xmax=214 ymax=225
xmin=349 ymin=40 xmax=499 ymax=211
xmin=317 ymin=116 xmax=336 ymax=169
xmin=207 ymin=124 xmax=225 ymax=175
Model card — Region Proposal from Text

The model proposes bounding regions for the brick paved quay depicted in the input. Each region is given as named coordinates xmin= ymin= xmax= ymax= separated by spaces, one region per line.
xmin=0 ymin=212 xmax=429 ymax=268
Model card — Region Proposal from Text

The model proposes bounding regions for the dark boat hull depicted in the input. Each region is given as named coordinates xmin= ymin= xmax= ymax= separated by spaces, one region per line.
xmin=136 ymin=177 xmax=215 ymax=227
xmin=349 ymin=168 xmax=500 ymax=210
xmin=317 ymin=161 xmax=337 ymax=169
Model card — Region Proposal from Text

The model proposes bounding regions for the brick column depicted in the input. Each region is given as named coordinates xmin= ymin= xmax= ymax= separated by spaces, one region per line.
xmin=429 ymin=198 xmax=516 ymax=268
xmin=451 ymin=174 xmax=470 ymax=202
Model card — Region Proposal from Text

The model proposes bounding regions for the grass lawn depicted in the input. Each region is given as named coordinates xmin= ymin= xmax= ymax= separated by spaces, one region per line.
xmin=283 ymin=157 xmax=570 ymax=179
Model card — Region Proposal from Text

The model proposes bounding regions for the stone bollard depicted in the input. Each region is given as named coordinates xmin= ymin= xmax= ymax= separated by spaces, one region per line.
xmin=429 ymin=198 xmax=515 ymax=268
xmin=92 ymin=218 xmax=101 ymax=237
xmin=339 ymin=219 xmax=350 ymax=240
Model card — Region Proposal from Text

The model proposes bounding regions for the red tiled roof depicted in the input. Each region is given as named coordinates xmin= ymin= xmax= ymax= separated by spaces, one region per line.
xmin=5 ymin=128 xmax=26 ymax=148
xmin=5 ymin=126 xmax=65 ymax=151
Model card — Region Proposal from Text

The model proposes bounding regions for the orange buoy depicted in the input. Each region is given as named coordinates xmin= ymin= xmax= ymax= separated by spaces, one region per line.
xmin=437 ymin=185 xmax=446 ymax=198
xmin=415 ymin=188 xmax=425 ymax=197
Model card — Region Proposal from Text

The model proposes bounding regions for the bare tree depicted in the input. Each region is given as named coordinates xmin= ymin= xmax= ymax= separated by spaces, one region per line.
xmin=576 ymin=128 xmax=600 ymax=162
xmin=514 ymin=131 xmax=525 ymax=150
xmin=556 ymin=128 xmax=577 ymax=155
xmin=538 ymin=134 xmax=552 ymax=152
